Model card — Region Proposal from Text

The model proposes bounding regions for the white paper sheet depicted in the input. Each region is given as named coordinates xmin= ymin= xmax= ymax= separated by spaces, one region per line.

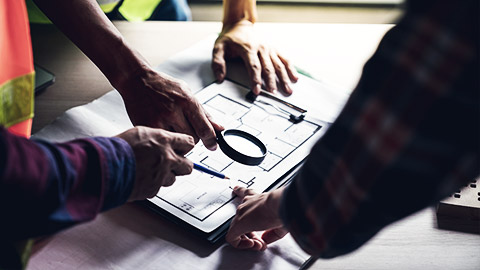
xmin=31 ymin=35 xmax=351 ymax=269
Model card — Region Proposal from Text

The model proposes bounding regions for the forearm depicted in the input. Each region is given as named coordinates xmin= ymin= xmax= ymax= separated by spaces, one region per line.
xmin=32 ymin=0 xmax=148 ymax=90
xmin=222 ymin=0 xmax=257 ymax=28
xmin=0 ymin=128 xmax=135 ymax=240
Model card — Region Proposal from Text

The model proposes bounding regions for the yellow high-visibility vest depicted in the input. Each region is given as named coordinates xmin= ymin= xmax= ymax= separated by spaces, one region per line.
xmin=26 ymin=0 xmax=163 ymax=23
xmin=1 ymin=0 xmax=35 ymax=138
xmin=0 ymin=0 xmax=35 ymax=267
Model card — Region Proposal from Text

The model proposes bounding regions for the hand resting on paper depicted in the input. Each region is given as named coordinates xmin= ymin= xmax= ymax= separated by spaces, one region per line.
xmin=117 ymin=67 xmax=223 ymax=151
xmin=226 ymin=186 xmax=289 ymax=250
xmin=212 ymin=19 xmax=299 ymax=96
xmin=116 ymin=126 xmax=195 ymax=201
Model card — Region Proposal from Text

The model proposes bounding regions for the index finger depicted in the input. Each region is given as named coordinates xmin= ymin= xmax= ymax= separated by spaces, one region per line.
xmin=186 ymin=101 xmax=218 ymax=151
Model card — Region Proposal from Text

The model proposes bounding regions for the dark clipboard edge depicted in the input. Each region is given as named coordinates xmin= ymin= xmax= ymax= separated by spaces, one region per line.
xmin=140 ymin=160 xmax=305 ymax=244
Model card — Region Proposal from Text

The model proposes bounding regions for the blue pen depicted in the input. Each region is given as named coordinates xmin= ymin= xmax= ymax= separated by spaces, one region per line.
xmin=193 ymin=163 xmax=230 ymax=179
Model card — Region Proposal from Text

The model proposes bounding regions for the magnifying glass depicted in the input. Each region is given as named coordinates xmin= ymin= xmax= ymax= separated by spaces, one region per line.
xmin=216 ymin=129 xmax=267 ymax=166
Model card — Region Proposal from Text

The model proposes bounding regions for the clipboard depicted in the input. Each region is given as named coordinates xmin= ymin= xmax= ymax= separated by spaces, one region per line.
xmin=144 ymin=80 xmax=330 ymax=242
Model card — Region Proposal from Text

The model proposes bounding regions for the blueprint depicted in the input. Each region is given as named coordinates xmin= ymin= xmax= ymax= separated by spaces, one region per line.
xmin=149 ymin=80 xmax=328 ymax=232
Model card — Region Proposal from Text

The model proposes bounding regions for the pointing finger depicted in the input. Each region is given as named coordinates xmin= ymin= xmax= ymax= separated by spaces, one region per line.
xmin=186 ymin=102 xmax=217 ymax=151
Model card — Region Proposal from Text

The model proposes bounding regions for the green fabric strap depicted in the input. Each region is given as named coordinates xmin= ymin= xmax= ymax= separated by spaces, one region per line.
xmin=118 ymin=0 xmax=163 ymax=22
xmin=0 ymin=240 xmax=33 ymax=270
xmin=0 ymin=72 xmax=35 ymax=128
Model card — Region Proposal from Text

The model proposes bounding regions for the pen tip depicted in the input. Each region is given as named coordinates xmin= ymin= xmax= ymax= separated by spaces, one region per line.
xmin=225 ymin=176 xmax=230 ymax=180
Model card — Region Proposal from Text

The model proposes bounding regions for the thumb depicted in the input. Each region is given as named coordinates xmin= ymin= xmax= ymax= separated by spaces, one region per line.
xmin=262 ymin=227 xmax=289 ymax=245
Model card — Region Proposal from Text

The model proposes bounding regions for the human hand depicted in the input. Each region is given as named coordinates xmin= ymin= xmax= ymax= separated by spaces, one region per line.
xmin=212 ymin=19 xmax=299 ymax=95
xmin=116 ymin=126 xmax=195 ymax=201
xmin=116 ymin=67 xmax=223 ymax=151
xmin=226 ymin=186 xmax=288 ymax=250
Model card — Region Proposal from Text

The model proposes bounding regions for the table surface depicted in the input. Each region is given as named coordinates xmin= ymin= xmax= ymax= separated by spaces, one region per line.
xmin=30 ymin=21 xmax=479 ymax=269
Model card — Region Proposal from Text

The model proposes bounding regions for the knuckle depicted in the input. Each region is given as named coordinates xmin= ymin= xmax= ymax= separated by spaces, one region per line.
xmin=251 ymin=62 xmax=261 ymax=72
xmin=263 ymin=66 xmax=274 ymax=74
xmin=273 ymin=61 xmax=283 ymax=70
xmin=186 ymin=135 xmax=195 ymax=146
xmin=165 ymin=151 xmax=176 ymax=165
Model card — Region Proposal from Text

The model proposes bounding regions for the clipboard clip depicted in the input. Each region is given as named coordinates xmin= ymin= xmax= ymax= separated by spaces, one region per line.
xmin=246 ymin=90 xmax=307 ymax=124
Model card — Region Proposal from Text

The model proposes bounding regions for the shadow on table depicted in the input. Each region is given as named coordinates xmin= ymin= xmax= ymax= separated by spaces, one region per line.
xmin=105 ymin=202 xmax=223 ymax=258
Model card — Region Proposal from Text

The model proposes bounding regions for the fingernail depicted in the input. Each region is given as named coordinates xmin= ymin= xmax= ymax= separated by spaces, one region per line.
xmin=254 ymin=84 xmax=261 ymax=95
xmin=285 ymin=84 xmax=293 ymax=95
xmin=207 ymin=144 xmax=218 ymax=151
xmin=215 ymin=72 xmax=223 ymax=82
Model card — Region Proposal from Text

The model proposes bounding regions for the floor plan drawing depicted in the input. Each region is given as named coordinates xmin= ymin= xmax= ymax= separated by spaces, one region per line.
xmin=150 ymin=80 xmax=328 ymax=232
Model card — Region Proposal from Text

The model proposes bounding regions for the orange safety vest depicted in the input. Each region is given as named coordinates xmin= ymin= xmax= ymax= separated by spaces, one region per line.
xmin=0 ymin=0 xmax=35 ymax=139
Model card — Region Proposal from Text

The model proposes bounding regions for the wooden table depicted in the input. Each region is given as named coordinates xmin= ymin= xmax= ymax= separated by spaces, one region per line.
xmin=29 ymin=21 xmax=479 ymax=269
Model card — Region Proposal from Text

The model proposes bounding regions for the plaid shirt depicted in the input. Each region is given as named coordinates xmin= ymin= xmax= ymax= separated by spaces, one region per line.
xmin=280 ymin=0 xmax=479 ymax=257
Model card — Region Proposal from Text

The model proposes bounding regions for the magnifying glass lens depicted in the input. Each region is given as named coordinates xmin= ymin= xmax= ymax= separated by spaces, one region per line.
xmin=216 ymin=129 xmax=267 ymax=166
xmin=223 ymin=133 xmax=264 ymax=157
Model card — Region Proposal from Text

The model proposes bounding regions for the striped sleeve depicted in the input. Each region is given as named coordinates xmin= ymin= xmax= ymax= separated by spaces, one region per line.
xmin=0 ymin=128 xmax=135 ymax=240
xmin=280 ymin=0 xmax=479 ymax=257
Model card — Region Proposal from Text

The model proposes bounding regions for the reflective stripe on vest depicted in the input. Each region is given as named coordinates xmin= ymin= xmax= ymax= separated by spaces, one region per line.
xmin=26 ymin=0 xmax=122 ymax=23
xmin=1 ymin=1 xmax=35 ymax=267
xmin=27 ymin=0 xmax=162 ymax=23
xmin=0 ymin=0 xmax=35 ymax=137
xmin=118 ymin=0 xmax=162 ymax=22
xmin=0 ymin=73 xmax=35 ymax=128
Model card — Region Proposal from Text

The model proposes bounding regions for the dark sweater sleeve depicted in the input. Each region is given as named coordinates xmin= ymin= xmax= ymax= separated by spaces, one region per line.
xmin=280 ymin=0 xmax=479 ymax=257
xmin=0 ymin=127 xmax=136 ymax=240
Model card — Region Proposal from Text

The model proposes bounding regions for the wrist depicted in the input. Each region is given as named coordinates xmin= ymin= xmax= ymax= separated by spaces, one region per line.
xmin=111 ymin=63 xmax=155 ymax=98
xmin=266 ymin=187 xmax=285 ymax=225
xmin=221 ymin=19 xmax=254 ymax=33
xmin=222 ymin=0 xmax=257 ymax=29
xmin=103 ymin=37 xmax=151 ymax=93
